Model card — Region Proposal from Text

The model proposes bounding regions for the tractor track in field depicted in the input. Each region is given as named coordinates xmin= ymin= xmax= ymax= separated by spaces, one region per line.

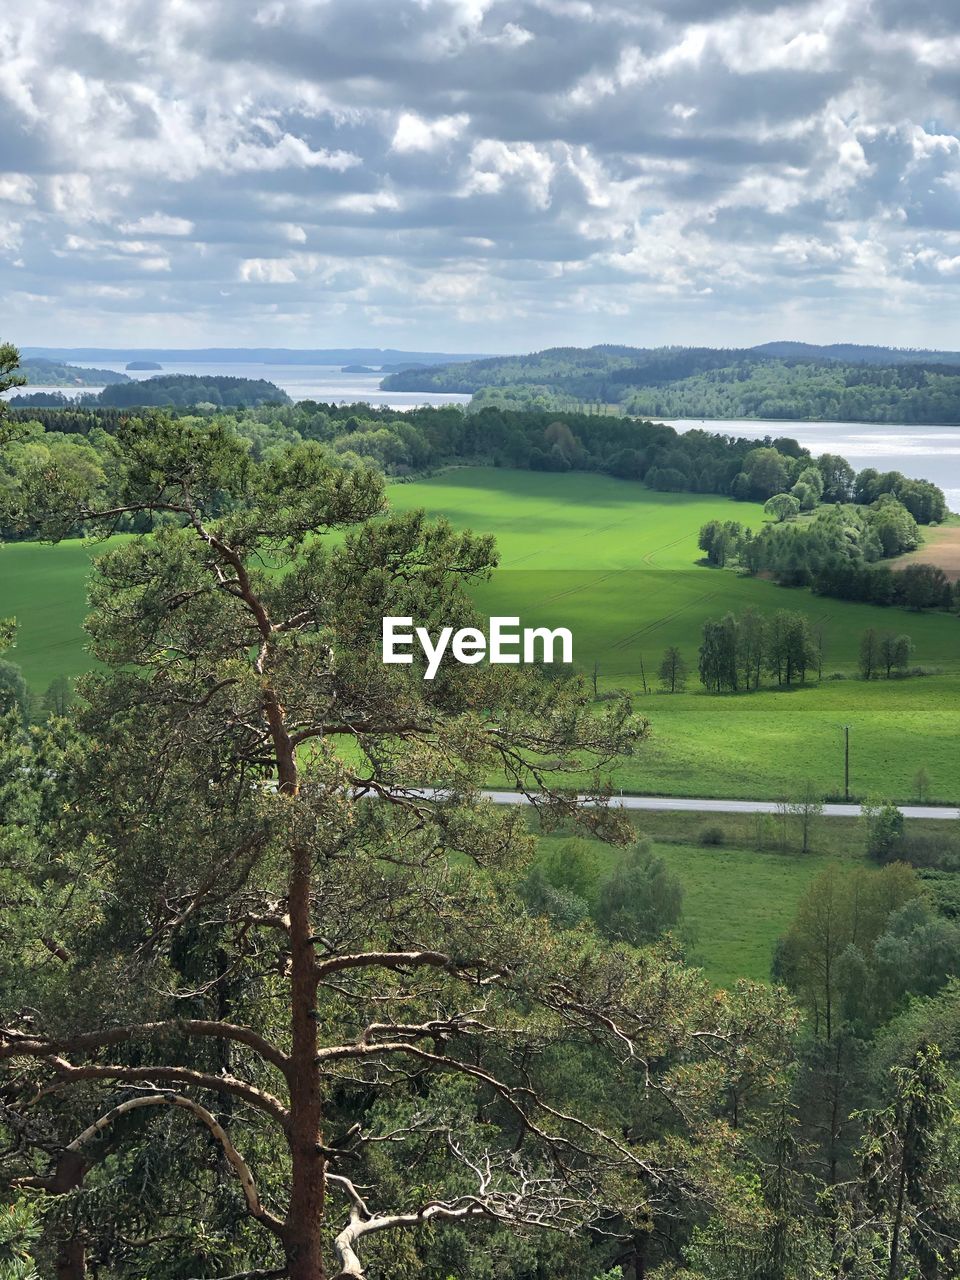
xmin=640 ymin=530 xmax=698 ymax=566
xmin=607 ymin=589 xmax=723 ymax=652
xmin=500 ymin=513 xmax=638 ymax=569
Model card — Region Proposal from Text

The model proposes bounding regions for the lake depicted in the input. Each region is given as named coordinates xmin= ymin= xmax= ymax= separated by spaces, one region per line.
xmin=661 ymin=418 xmax=960 ymax=512
xmin=5 ymin=360 xmax=472 ymax=411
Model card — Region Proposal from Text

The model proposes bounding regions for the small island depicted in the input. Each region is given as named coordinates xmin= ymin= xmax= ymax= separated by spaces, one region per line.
xmin=8 ymin=373 xmax=290 ymax=410
xmin=126 ymin=360 xmax=162 ymax=371
xmin=19 ymin=358 xmax=130 ymax=387
xmin=340 ymin=364 xmax=375 ymax=374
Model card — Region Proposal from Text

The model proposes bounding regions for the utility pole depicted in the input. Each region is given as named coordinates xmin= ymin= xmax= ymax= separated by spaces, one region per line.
xmin=843 ymin=725 xmax=850 ymax=801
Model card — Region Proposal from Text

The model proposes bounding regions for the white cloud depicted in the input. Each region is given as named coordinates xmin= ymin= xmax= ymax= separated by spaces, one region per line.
xmin=114 ymin=240 xmax=163 ymax=255
xmin=239 ymin=258 xmax=299 ymax=284
xmin=120 ymin=213 xmax=195 ymax=236
xmin=0 ymin=174 xmax=36 ymax=205
xmin=48 ymin=174 xmax=100 ymax=221
xmin=229 ymin=133 xmax=361 ymax=174
xmin=336 ymin=191 xmax=401 ymax=214
xmin=0 ymin=220 xmax=23 ymax=254
xmin=464 ymin=140 xmax=556 ymax=208
xmin=391 ymin=112 xmax=469 ymax=153
xmin=78 ymin=284 xmax=146 ymax=299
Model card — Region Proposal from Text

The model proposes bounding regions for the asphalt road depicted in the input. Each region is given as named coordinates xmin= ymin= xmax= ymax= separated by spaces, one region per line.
xmin=479 ymin=790 xmax=959 ymax=821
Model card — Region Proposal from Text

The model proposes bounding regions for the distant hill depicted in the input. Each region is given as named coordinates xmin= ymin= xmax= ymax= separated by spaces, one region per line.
xmin=20 ymin=358 xmax=130 ymax=387
xmin=381 ymin=344 xmax=960 ymax=424
xmin=126 ymin=360 xmax=162 ymax=371
xmin=752 ymin=341 xmax=960 ymax=365
xmin=22 ymin=347 xmax=489 ymax=366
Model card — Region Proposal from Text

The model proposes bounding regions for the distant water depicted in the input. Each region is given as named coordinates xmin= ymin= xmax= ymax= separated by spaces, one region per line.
xmin=3 ymin=360 xmax=471 ymax=411
xmin=662 ymin=418 xmax=960 ymax=512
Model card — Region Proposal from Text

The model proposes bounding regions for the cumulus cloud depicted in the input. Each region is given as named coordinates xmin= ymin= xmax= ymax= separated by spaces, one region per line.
xmin=0 ymin=174 xmax=37 ymax=205
xmin=391 ymin=112 xmax=469 ymax=153
xmin=3 ymin=0 xmax=960 ymax=348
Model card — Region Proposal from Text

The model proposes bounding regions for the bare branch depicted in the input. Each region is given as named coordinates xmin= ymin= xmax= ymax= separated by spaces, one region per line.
xmin=314 ymin=950 xmax=452 ymax=979
xmin=327 ymin=1140 xmax=608 ymax=1280
xmin=0 ymin=1020 xmax=290 ymax=1077
xmin=5 ymin=1051 xmax=291 ymax=1127
xmin=64 ymin=1093 xmax=285 ymax=1237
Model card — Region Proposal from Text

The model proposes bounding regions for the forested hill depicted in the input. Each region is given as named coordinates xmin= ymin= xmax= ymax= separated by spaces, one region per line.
xmin=381 ymin=344 xmax=960 ymax=423
xmin=752 ymin=341 xmax=960 ymax=365
xmin=8 ymin=372 xmax=290 ymax=409
xmin=19 ymin=357 xmax=130 ymax=387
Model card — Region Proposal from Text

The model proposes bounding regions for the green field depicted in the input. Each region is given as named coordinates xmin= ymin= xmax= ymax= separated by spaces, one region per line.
xmin=390 ymin=470 xmax=960 ymax=802
xmin=0 ymin=538 xmax=109 ymax=690
xmin=536 ymin=808 xmax=960 ymax=986
xmin=3 ymin=467 xmax=960 ymax=802
xmin=389 ymin=470 xmax=960 ymax=674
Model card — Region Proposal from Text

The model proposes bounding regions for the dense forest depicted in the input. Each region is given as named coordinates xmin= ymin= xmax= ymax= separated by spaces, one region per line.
xmin=8 ymin=372 xmax=291 ymax=410
xmin=382 ymin=344 xmax=960 ymax=424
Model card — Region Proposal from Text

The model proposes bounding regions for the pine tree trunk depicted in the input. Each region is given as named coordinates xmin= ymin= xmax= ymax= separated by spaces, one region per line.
xmin=272 ymin=711 xmax=326 ymax=1280
xmin=51 ymin=1151 xmax=87 ymax=1280
xmin=284 ymin=839 xmax=326 ymax=1280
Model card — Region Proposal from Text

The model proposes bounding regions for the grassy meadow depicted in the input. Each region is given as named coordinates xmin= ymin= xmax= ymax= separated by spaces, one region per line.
xmin=3 ymin=466 xmax=960 ymax=801
xmin=534 ymin=807 xmax=888 ymax=986
xmin=536 ymin=809 xmax=958 ymax=986
xmin=0 ymin=538 xmax=109 ymax=689
xmin=390 ymin=469 xmax=960 ymax=802
xmin=536 ymin=826 xmax=836 ymax=986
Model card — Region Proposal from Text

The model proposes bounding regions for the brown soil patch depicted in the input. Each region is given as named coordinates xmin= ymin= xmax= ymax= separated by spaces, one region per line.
xmin=892 ymin=524 xmax=960 ymax=582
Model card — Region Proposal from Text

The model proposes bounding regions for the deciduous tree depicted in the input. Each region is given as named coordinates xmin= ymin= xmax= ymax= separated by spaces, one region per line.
xmin=658 ymin=644 xmax=688 ymax=692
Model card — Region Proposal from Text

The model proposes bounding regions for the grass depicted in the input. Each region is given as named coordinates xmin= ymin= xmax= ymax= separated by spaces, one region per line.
xmin=0 ymin=538 xmax=109 ymax=690
xmin=389 ymin=470 xmax=960 ymax=802
xmin=596 ymin=677 xmax=960 ymax=802
xmin=646 ymin=842 xmax=830 ymax=986
xmin=536 ymin=810 xmax=955 ymax=986
xmin=3 ymin=466 xmax=959 ymax=800
xmin=534 ymin=806 xmax=960 ymax=986
xmin=535 ymin=812 xmax=850 ymax=986
xmin=389 ymin=469 xmax=960 ymax=673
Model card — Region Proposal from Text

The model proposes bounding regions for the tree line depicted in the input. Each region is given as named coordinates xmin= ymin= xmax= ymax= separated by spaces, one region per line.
xmin=643 ymin=614 xmax=917 ymax=696
xmin=4 ymin=389 xmax=948 ymax=523
xmin=9 ymin=372 xmax=291 ymax=410
xmin=696 ymin=608 xmax=821 ymax=692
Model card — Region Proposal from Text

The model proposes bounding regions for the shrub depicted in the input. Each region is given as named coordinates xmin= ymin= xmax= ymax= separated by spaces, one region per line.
xmin=699 ymin=824 xmax=726 ymax=847
xmin=862 ymin=801 xmax=905 ymax=863
xmin=594 ymin=840 xmax=683 ymax=946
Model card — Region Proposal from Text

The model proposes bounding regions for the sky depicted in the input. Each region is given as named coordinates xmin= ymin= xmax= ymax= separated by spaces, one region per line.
xmin=3 ymin=0 xmax=960 ymax=352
